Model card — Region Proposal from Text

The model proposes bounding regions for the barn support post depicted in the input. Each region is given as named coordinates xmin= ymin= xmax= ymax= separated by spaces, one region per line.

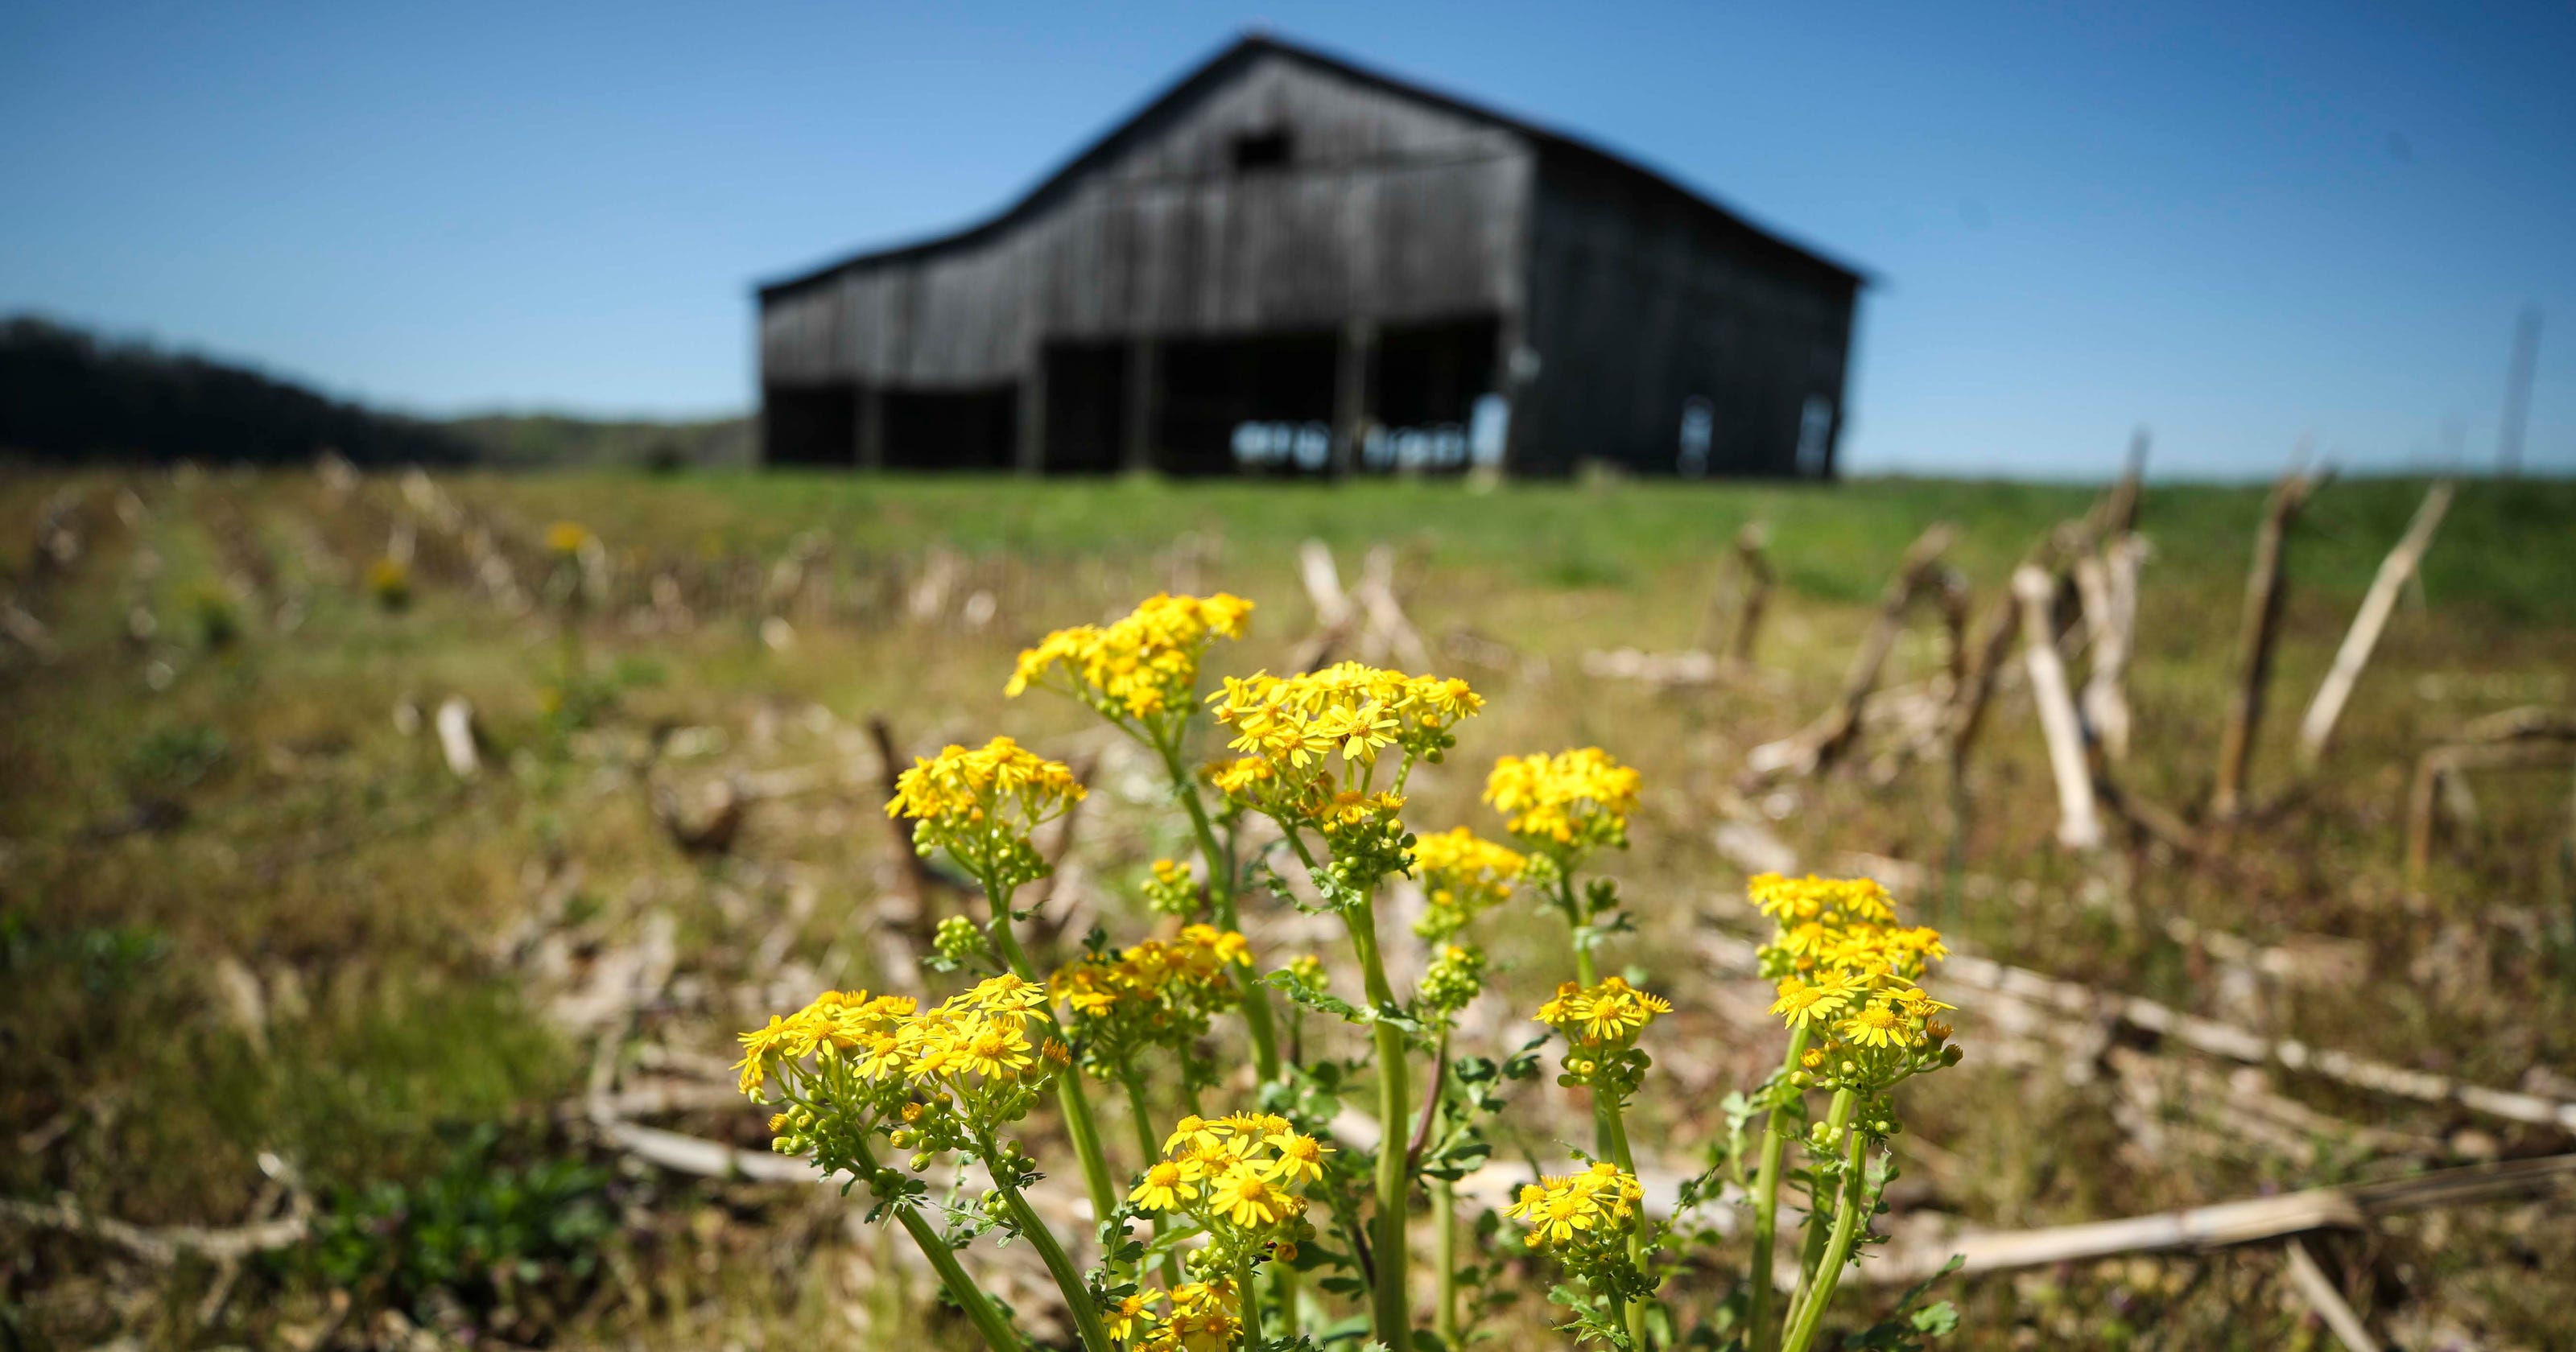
xmin=1492 ymin=314 xmax=1530 ymax=475
xmin=1016 ymin=353 xmax=1048 ymax=475
xmin=1123 ymin=336 xmax=1161 ymax=473
xmin=1333 ymin=318 xmax=1377 ymax=478
xmin=854 ymin=384 xmax=885 ymax=471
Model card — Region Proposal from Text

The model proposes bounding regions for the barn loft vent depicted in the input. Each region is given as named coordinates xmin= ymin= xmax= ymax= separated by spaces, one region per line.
xmin=1230 ymin=128 xmax=1294 ymax=171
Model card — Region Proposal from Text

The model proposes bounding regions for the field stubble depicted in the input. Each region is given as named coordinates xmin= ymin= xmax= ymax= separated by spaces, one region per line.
xmin=3 ymin=467 xmax=2574 ymax=1350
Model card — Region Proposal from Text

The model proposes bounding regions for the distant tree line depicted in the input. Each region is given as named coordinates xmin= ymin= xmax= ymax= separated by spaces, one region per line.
xmin=0 ymin=316 xmax=474 ymax=466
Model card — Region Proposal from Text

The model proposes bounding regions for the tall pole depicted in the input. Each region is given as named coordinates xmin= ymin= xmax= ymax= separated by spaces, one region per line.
xmin=2498 ymin=305 xmax=2542 ymax=477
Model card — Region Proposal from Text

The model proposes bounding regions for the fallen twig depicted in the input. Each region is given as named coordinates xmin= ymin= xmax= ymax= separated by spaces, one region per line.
xmin=0 ymin=1193 xmax=309 ymax=1265
xmin=2283 ymin=1237 xmax=2384 ymax=1352
xmin=1862 ymin=1152 xmax=2576 ymax=1285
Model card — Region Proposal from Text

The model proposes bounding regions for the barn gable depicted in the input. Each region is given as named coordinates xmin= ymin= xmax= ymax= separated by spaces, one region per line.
xmin=758 ymin=35 xmax=1863 ymax=478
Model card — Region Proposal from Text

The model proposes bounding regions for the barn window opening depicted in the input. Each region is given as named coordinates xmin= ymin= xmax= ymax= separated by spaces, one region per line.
xmin=1678 ymin=396 xmax=1714 ymax=477
xmin=1230 ymin=128 xmax=1294 ymax=171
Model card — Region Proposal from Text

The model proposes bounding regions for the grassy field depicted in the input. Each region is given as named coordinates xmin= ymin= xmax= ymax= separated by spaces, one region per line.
xmin=4 ymin=467 xmax=2574 ymax=1350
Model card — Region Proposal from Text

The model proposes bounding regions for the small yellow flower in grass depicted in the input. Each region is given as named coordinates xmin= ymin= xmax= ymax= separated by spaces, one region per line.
xmin=963 ymin=971 xmax=1048 ymax=1012
xmin=1204 ymin=662 xmax=1482 ymax=826
xmin=1506 ymin=1163 xmax=1645 ymax=1252
xmin=733 ymin=1014 xmax=792 ymax=1094
xmin=1769 ymin=972 xmax=1859 ymax=1030
xmin=1007 ymin=592 xmax=1254 ymax=723
xmin=1208 ymin=1160 xmax=1298 ymax=1227
xmin=1410 ymin=826 xmax=1527 ymax=941
xmin=1484 ymin=747 xmax=1641 ymax=856
xmin=945 ymin=1014 xmax=1035 ymax=1079
xmin=1747 ymin=872 xmax=1898 ymax=928
xmin=1576 ymin=978 xmax=1673 ymax=1044
xmin=1106 ymin=1292 xmax=1154 ymax=1343
xmin=1130 ymin=1160 xmax=1201 ymax=1211
xmin=1264 ymin=1131 xmax=1331 ymax=1184
xmin=854 ymin=1031 xmax=906 ymax=1079
xmin=1837 ymin=999 xmax=1909 ymax=1049
xmin=886 ymin=736 xmax=1087 ymax=828
xmin=1535 ymin=975 xmax=1671 ymax=1049
xmin=1162 ymin=1114 xmax=1222 ymax=1155
xmin=1158 ymin=1280 xmax=1242 ymax=1352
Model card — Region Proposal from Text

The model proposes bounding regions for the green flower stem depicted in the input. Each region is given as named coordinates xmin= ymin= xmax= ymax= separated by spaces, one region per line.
xmin=997 ymin=1181 xmax=1117 ymax=1352
xmin=1277 ymin=823 xmax=1410 ymax=1346
xmin=1117 ymin=1065 xmax=1183 ymax=1287
xmin=1779 ymin=1123 xmax=1870 ymax=1352
xmin=1558 ymin=872 xmax=1600 ymax=987
xmin=1596 ymin=1091 xmax=1653 ymax=1352
xmin=1115 ymin=1064 xmax=1162 ymax=1177
xmin=1237 ymin=1255 xmax=1265 ymax=1350
xmin=851 ymin=1140 xmax=1025 ymax=1352
xmin=1157 ymin=739 xmax=1284 ymax=1082
xmin=979 ymin=874 xmax=1121 ymax=1236
xmin=1430 ymin=1029 xmax=1460 ymax=1351
xmin=1344 ymin=893 xmax=1414 ymax=1349
xmin=1431 ymin=1177 xmax=1460 ymax=1349
xmin=1746 ymin=1026 xmax=1811 ymax=1352
xmin=1271 ymin=1255 xmax=1302 ymax=1344
xmin=1780 ymin=1090 xmax=1858 ymax=1338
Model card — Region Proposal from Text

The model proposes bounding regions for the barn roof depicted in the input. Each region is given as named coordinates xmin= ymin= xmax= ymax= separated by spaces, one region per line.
xmin=757 ymin=33 xmax=1866 ymax=303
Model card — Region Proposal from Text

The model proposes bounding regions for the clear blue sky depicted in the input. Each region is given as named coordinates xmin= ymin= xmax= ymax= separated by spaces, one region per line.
xmin=3 ymin=1 xmax=2569 ymax=478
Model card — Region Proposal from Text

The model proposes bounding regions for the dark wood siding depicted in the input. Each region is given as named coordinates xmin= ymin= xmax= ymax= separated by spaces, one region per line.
xmin=759 ymin=52 xmax=1535 ymax=390
xmin=1521 ymin=150 xmax=1857 ymax=477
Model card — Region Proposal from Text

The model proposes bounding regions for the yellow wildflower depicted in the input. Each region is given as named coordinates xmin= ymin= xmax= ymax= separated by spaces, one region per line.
xmin=1006 ymin=592 xmax=1254 ymax=722
xmin=1129 ymin=1159 xmax=1201 ymax=1211
xmin=1208 ymin=1160 xmax=1298 ymax=1227
xmin=1769 ymin=973 xmax=1858 ymax=1030
xmin=1484 ymin=747 xmax=1641 ymax=855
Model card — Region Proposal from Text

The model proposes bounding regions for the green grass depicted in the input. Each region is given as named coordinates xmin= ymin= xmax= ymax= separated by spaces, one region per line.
xmin=4 ymin=466 xmax=2574 ymax=1350
xmin=442 ymin=471 xmax=2576 ymax=621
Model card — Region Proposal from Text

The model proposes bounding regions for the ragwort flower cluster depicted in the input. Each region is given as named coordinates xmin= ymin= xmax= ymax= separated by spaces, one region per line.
xmin=1410 ymin=826 xmax=1526 ymax=942
xmin=887 ymin=736 xmax=1087 ymax=891
xmin=1535 ymin=976 xmax=1674 ymax=1102
xmin=1006 ymin=592 xmax=1254 ymax=728
xmin=1129 ymin=1112 xmax=1327 ymax=1276
xmin=1753 ymin=873 xmax=1960 ymax=1101
xmin=737 ymin=975 xmax=1068 ymax=1172
xmin=1049 ymin=925 xmax=1248 ymax=1075
xmin=1484 ymin=747 xmax=1642 ymax=863
xmin=737 ymin=581 xmax=1971 ymax=1352
xmin=1108 ymin=1278 xmax=1243 ymax=1352
xmin=1508 ymin=1161 xmax=1647 ymax=1259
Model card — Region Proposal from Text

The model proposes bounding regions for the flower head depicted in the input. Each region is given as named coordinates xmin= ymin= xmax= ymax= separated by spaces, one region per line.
xmin=1204 ymin=662 xmax=1481 ymax=830
xmin=1748 ymin=873 xmax=1963 ymax=1092
xmin=1534 ymin=975 xmax=1672 ymax=1050
xmin=1130 ymin=1109 xmax=1318 ymax=1243
xmin=1007 ymin=592 xmax=1253 ymax=723
xmin=886 ymin=736 xmax=1085 ymax=882
xmin=1505 ymin=1164 xmax=1645 ymax=1254
xmin=1484 ymin=748 xmax=1641 ymax=859
xmin=1409 ymin=827 xmax=1526 ymax=942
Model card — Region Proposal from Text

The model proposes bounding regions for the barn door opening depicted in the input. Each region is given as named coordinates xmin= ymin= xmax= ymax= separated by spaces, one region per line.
xmin=1040 ymin=341 xmax=1128 ymax=475
xmin=762 ymin=384 xmax=857 ymax=467
xmin=1364 ymin=315 xmax=1501 ymax=473
xmin=881 ymin=387 xmax=1018 ymax=470
xmin=1159 ymin=331 xmax=1340 ymax=476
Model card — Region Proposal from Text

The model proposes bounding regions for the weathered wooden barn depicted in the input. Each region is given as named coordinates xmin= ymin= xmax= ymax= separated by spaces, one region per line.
xmin=756 ymin=35 xmax=1864 ymax=478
